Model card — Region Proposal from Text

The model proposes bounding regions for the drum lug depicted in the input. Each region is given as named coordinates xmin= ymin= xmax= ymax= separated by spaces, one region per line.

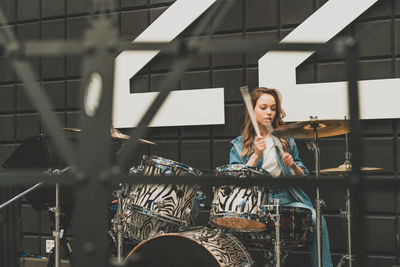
xmin=154 ymin=198 xmax=166 ymax=208
xmin=183 ymin=207 xmax=191 ymax=216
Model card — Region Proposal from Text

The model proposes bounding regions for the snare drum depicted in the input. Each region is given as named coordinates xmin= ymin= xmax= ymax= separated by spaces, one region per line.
xmin=118 ymin=155 xmax=202 ymax=242
xmin=210 ymin=164 xmax=270 ymax=232
xmin=124 ymin=227 xmax=254 ymax=267
xmin=238 ymin=205 xmax=313 ymax=248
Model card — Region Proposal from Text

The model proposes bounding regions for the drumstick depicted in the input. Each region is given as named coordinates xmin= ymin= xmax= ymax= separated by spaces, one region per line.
xmin=240 ymin=86 xmax=261 ymax=137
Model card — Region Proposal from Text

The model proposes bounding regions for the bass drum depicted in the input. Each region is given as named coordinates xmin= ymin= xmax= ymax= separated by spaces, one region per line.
xmin=124 ymin=227 xmax=254 ymax=267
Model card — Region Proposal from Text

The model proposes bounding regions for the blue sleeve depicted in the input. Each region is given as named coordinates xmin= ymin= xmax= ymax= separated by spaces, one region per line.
xmin=289 ymin=139 xmax=310 ymax=175
xmin=229 ymin=145 xmax=244 ymax=165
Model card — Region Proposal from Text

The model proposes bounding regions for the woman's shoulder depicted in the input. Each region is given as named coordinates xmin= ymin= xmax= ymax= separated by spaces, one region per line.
xmin=231 ymin=136 xmax=243 ymax=144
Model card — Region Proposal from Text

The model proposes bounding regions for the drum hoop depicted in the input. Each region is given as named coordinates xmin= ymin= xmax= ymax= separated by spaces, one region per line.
xmin=125 ymin=231 xmax=223 ymax=265
xmin=216 ymin=164 xmax=269 ymax=176
xmin=142 ymin=155 xmax=202 ymax=176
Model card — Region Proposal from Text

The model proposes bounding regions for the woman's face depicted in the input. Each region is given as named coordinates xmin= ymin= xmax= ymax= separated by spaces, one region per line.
xmin=254 ymin=93 xmax=276 ymax=127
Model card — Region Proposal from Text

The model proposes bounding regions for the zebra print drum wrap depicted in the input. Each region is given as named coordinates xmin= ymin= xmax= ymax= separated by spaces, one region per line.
xmin=210 ymin=164 xmax=270 ymax=232
xmin=125 ymin=227 xmax=254 ymax=267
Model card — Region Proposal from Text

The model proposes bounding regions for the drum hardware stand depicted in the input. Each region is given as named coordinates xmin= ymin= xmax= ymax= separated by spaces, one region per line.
xmin=112 ymin=188 xmax=124 ymax=264
xmin=306 ymin=116 xmax=323 ymax=267
xmin=337 ymin=130 xmax=355 ymax=267
xmin=271 ymin=198 xmax=282 ymax=267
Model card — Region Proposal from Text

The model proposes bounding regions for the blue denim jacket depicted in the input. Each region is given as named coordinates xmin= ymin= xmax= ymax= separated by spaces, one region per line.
xmin=229 ymin=136 xmax=313 ymax=207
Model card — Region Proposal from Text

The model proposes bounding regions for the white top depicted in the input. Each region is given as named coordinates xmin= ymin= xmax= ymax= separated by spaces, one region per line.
xmin=261 ymin=136 xmax=282 ymax=177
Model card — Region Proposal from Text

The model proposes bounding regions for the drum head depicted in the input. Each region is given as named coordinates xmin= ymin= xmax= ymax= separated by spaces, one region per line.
xmin=211 ymin=216 xmax=267 ymax=232
xmin=125 ymin=235 xmax=220 ymax=267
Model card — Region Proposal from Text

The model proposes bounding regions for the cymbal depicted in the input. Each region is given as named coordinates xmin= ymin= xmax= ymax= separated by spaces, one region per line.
xmin=272 ymin=119 xmax=350 ymax=139
xmin=320 ymin=164 xmax=383 ymax=173
xmin=63 ymin=128 xmax=156 ymax=145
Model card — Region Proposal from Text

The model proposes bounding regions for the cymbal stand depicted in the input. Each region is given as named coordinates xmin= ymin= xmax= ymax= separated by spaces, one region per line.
xmin=337 ymin=131 xmax=354 ymax=267
xmin=307 ymin=118 xmax=322 ymax=267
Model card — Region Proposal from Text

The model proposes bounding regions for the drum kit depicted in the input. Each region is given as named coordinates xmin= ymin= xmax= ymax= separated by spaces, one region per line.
xmin=109 ymin=118 xmax=383 ymax=267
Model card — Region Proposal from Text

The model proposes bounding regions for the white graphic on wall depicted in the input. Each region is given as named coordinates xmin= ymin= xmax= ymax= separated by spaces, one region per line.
xmin=112 ymin=0 xmax=224 ymax=128
xmin=259 ymin=0 xmax=400 ymax=121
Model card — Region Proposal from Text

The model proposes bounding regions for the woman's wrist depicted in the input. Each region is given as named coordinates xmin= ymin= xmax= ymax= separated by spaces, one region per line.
xmin=247 ymin=153 xmax=262 ymax=167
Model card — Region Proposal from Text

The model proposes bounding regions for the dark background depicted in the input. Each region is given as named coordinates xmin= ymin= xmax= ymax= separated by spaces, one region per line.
xmin=0 ymin=0 xmax=399 ymax=266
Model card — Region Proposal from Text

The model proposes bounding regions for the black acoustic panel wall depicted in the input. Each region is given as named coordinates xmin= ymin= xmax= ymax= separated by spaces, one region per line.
xmin=0 ymin=144 xmax=15 ymax=166
xmin=40 ymin=112 xmax=66 ymax=135
xmin=361 ymin=119 xmax=394 ymax=136
xmin=363 ymin=137 xmax=394 ymax=173
xmin=0 ymin=115 xmax=15 ymax=141
xmin=17 ymin=84 xmax=36 ymax=112
xmin=364 ymin=256 xmax=397 ymax=267
xmin=148 ymin=127 xmax=179 ymax=138
xmin=21 ymin=204 xmax=40 ymax=234
xmin=365 ymin=216 xmax=396 ymax=253
xmin=150 ymin=6 xmax=167 ymax=23
xmin=40 ymin=210 xmax=52 ymax=235
xmin=325 ymin=215 xmax=347 ymax=251
xmin=150 ymin=72 xmax=178 ymax=92
xmin=355 ymin=20 xmax=392 ymax=58
xmin=66 ymin=111 xmax=81 ymax=128
xmin=16 ymin=114 xmax=40 ymax=141
xmin=319 ymin=186 xmax=346 ymax=213
xmin=246 ymin=67 xmax=259 ymax=92
xmin=357 ymin=0 xmax=393 ymax=21
xmin=181 ymin=125 xmax=210 ymax=138
xmin=17 ymin=0 xmax=40 ymax=22
xmin=67 ymin=0 xmax=92 ymax=16
xmin=212 ymin=68 xmax=244 ymax=102
xmin=296 ymin=63 xmax=315 ymax=84
xmin=181 ymin=140 xmax=211 ymax=170
xmin=41 ymin=19 xmax=66 ymax=79
xmin=130 ymin=72 xmax=150 ymax=93
xmin=181 ymin=70 xmax=210 ymax=90
xmin=316 ymin=62 xmax=347 ymax=83
xmin=397 ymin=0 xmax=400 ymax=15
xmin=16 ymin=22 xmax=41 ymax=78
xmin=246 ymin=0 xmax=278 ymax=30
xmin=0 ymin=56 xmax=15 ymax=83
xmin=0 ymin=85 xmax=15 ymax=113
xmin=121 ymin=0 xmax=148 ymax=9
xmin=213 ymin=0 xmax=243 ymax=33
xmin=0 ymin=0 xmax=16 ymax=24
xmin=41 ymin=81 xmax=66 ymax=110
xmin=66 ymin=80 xmax=81 ymax=109
xmin=280 ymin=0 xmax=314 ymax=27
xmin=213 ymin=139 xmax=231 ymax=168
xmin=121 ymin=9 xmax=149 ymax=40
xmin=213 ymin=104 xmax=243 ymax=138
xmin=149 ymin=140 xmax=179 ymax=163
xmin=22 ymin=235 xmax=40 ymax=255
xmin=149 ymin=52 xmax=175 ymax=73
xmin=212 ymin=33 xmax=244 ymax=67
xmin=364 ymin=186 xmax=396 ymax=213
xmin=66 ymin=16 xmax=90 ymax=77
xmin=41 ymin=0 xmax=65 ymax=19
xmin=151 ymin=0 xmax=175 ymax=5
xmin=246 ymin=30 xmax=279 ymax=65
xmin=396 ymin=19 xmax=400 ymax=55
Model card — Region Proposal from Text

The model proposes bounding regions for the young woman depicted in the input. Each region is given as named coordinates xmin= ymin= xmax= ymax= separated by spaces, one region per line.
xmin=229 ymin=87 xmax=333 ymax=267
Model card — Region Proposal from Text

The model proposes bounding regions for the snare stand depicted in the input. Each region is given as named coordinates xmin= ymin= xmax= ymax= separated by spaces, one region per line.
xmin=111 ymin=188 xmax=124 ymax=264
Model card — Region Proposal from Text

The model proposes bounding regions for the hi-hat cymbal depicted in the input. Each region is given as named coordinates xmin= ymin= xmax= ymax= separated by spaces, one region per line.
xmin=320 ymin=164 xmax=383 ymax=173
xmin=272 ymin=119 xmax=350 ymax=139
xmin=63 ymin=128 xmax=156 ymax=145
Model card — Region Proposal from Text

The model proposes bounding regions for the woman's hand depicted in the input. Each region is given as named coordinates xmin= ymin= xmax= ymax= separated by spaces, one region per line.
xmin=281 ymin=152 xmax=305 ymax=176
xmin=281 ymin=152 xmax=295 ymax=167
xmin=254 ymin=136 xmax=266 ymax=157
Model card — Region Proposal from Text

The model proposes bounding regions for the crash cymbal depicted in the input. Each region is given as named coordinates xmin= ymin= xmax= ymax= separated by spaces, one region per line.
xmin=320 ymin=164 xmax=383 ymax=173
xmin=272 ymin=119 xmax=350 ymax=139
xmin=63 ymin=128 xmax=156 ymax=145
